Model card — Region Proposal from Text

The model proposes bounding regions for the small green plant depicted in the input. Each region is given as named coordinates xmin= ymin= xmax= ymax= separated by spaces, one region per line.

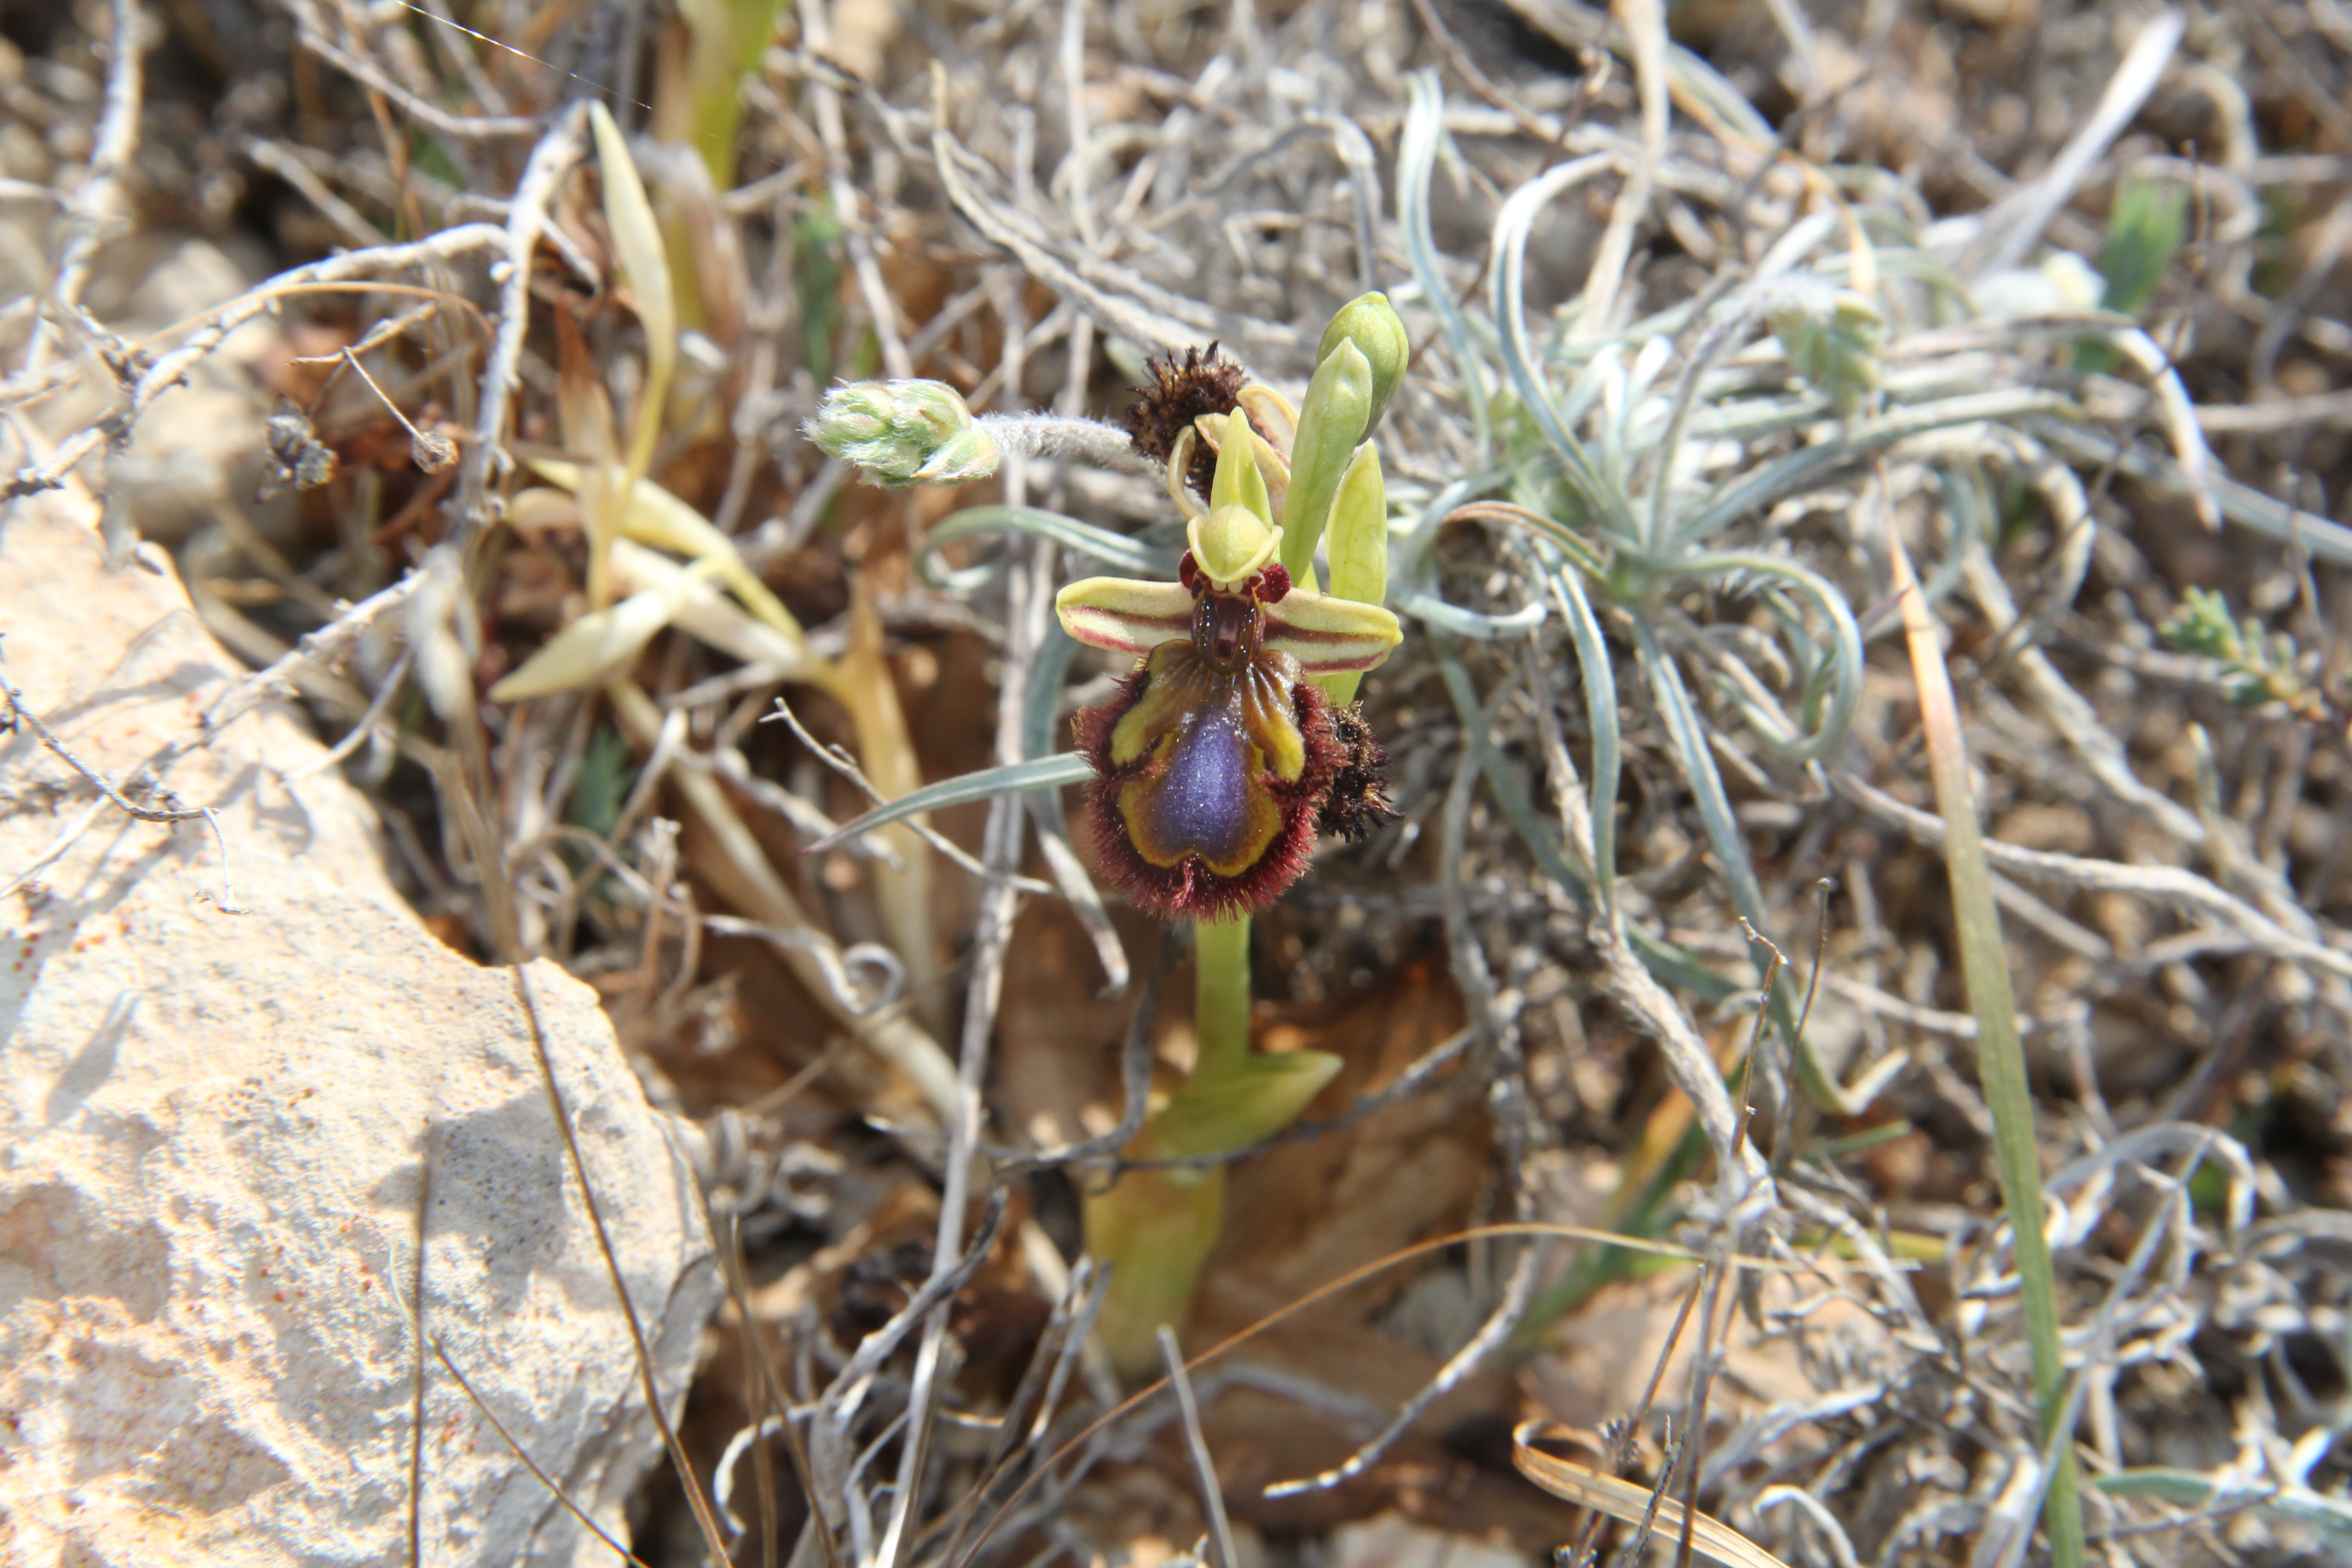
xmin=1404 ymin=71 xmax=1883 ymax=1112
xmin=2097 ymin=174 xmax=2190 ymax=319
xmin=2160 ymin=585 xmax=2340 ymax=723
xmin=813 ymin=294 xmax=1411 ymax=1374
xmin=2078 ymin=173 xmax=2188 ymax=373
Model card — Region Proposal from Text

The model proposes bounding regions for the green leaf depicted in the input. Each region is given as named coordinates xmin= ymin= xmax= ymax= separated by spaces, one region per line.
xmin=2098 ymin=176 xmax=2189 ymax=318
xmin=917 ymin=504 xmax=1179 ymax=591
xmin=676 ymin=0 xmax=785 ymax=188
xmin=1150 ymin=1050 xmax=1345 ymax=1158
xmin=804 ymin=753 xmax=1096 ymax=852
xmin=794 ymin=203 xmax=844 ymax=384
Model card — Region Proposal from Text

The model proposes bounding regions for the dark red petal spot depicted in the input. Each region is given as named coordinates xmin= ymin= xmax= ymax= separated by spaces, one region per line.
xmin=1254 ymin=563 xmax=1291 ymax=603
xmin=1178 ymin=551 xmax=1200 ymax=593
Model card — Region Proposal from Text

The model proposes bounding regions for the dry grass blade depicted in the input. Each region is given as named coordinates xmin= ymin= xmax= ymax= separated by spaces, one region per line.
xmin=427 ymin=1336 xmax=656 ymax=1568
xmin=588 ymin=102 xmax=676 ymax=485
xmin=509 ymin=965 xmax=735 ymax=1567
xmin=1512 ymin=1423 xmax=1793 ymax=1568
xmin=1158 ymin=1327 xmax=1240 ymax=1568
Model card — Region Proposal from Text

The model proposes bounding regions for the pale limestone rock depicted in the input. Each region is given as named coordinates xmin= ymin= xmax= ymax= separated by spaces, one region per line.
xmin=0 ymin=495 xmax=721 ymax=1567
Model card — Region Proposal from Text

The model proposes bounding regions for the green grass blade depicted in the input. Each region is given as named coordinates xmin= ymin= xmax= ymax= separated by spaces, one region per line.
xmin=805 ymin=754 xmax=1095 ymax=852
xmin=1631 ymin=617 xmax=1848 ymax=1114
xmin=1400 ymin=73 xmax=1492 ymax=464
xmin=1889 ymin=525 xmax=2084 ymax=1568
xmin=1673 ymin=388 xmax=2068 ymax=548
xmin=1683 ymin=551 xmax=1862 ymax=763
xmin=1489 ymin=156 xmax=1626 ymax=529
xmin=1544 ymin=556 xmax=1622 ymax=929
xmin=918 ymin=505 xmax=1180 ymax=592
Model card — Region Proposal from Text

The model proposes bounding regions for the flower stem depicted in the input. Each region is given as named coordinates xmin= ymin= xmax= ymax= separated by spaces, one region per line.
xmin=1081 ymin=914 xmax=1253 ymax=1377
xmin=975 ymin=413 xmax=1156 ymax=473
xmin=1193 ymin=913 xmax=1251 ymax=1082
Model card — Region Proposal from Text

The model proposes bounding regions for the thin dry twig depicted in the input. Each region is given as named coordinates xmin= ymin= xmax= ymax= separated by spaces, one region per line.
xmin=1157 ymin=1327 xmax=1240 ymax=1568
xmin=3 ymin=675 xmax=247 ymax=911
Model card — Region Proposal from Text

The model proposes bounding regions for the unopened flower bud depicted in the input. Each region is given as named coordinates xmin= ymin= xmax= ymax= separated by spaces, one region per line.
xmin=1317 ymin=439 xmax=1389 ymax=707
xmin=806 ymin=379 xmax=1001 ymax=487
xmin=1279 ymin=341 xmax=1371 ymax=583
xmin=1315 ymin=291 xmax=1410 ymax=430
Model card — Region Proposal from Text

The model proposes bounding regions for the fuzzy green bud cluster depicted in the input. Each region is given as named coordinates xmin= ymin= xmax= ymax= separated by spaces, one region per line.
xmin=1773 ymin=289 xmax=1884 ymax=417
xmin=806 ymin=378 xmax=1001 ymax=487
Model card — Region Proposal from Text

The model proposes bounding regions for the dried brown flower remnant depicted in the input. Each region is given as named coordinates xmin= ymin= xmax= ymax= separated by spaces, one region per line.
xmin=1118 ymin=343 xmax=1248 ymax=501
xmin=1314 ymin=704 xmax=1396 ymax=842
xmin=256 ymin=407 xmax=338 ymax=501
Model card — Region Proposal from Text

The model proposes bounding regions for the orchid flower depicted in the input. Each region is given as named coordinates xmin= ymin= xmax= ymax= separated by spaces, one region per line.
xmin=1054 ymin=406 xmax=1402 ymax=920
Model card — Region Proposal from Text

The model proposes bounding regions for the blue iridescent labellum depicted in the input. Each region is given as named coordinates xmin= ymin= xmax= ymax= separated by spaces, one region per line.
xmin=1072 ymin=567 xmax=1345 ymax=919
xmin=1056 ymin=468 xmax=1401 ymax=920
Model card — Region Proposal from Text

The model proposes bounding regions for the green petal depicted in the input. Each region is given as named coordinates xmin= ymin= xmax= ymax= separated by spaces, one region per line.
xmin=1314 ymin=438 xmax=1390 ymax=706
xmin=1055 ymin=576 xmax=1194 ymax=656
xmin=1207 ymin=408 xmax=1273 ymax=525
xmin=1322 ymin=438 xmax=1388 ymax=608
xmin=1263 ymin=587 xmax=1403 ymax=674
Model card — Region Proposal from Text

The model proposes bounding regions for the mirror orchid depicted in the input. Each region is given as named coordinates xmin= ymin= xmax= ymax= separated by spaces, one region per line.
xmin=1056 ymin=409 xmax=1401 ymax=920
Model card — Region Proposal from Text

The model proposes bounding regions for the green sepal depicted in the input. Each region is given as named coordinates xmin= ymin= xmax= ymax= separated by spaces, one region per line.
xmin=1207 ymin=407 xmax=1273 ymax=526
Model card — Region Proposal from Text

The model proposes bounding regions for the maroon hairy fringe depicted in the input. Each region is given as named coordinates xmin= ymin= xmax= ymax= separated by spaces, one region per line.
xmin=1073 ymin=665 xmax=1345 ymax=921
